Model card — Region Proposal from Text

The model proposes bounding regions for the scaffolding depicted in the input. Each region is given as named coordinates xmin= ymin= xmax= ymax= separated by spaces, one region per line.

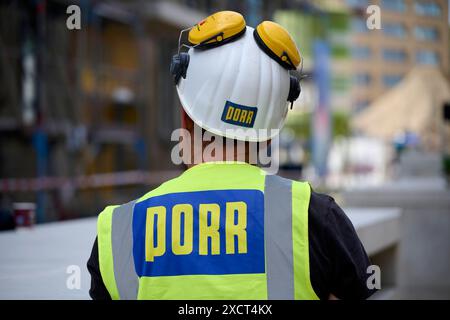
xmin=0 ymin=0 xmax=286 ymax=222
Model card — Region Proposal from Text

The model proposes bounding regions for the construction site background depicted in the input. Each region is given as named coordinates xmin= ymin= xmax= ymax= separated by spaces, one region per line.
xmin=2 ymin=0 xmax=449 ymax=223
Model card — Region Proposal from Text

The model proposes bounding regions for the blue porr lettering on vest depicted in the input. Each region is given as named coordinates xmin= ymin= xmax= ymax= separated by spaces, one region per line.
xmin=132 ymin=189 xmax=265 ymax=277
xmin=220 ymin=100 xmax=258 ymax=128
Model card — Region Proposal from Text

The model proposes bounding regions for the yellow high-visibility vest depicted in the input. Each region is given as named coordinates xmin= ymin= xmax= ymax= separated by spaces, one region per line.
xmin=97 ymin=162 xmax=318 ymax=300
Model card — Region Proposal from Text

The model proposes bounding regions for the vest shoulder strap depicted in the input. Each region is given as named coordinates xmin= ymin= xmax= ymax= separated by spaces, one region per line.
xmin=98 ymin=200 xmax=139 ymax=300
xmin=264 ymin=175 xmax=318 ymax=300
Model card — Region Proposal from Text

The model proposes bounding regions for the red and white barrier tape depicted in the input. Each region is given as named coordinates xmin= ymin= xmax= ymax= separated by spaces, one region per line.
xmin=0 ymin=170 xmax=181 ymax=192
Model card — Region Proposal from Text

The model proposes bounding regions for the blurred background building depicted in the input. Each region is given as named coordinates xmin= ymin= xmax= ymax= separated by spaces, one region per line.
xmin=0 ymin=0 xmax=449 ymax=218
xmin=1 ymin=0 xmax=277 ymax=221
xmin=346 ymin=0 xmax=448 ymax=112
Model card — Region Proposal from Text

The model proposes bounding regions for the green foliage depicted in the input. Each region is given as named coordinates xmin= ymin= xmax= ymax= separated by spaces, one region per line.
xmin=333 ymin=110 xmax=351 ymax=138
xmin=285 ymin=113 xmax=311 ymax=140
xmin=274 ymin=9 xmax=351 ymax=61
xmin=331 ymin=45 xmax=350 ymax=59
xmin=285 ymin=111 xmax=351 ymax=140
xmin=329 ymin=12 xmax=350 ymax=31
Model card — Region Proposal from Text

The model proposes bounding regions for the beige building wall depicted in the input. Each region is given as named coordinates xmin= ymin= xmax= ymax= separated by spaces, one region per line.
xmin=345 ymin=0 xmax=449 ymax=110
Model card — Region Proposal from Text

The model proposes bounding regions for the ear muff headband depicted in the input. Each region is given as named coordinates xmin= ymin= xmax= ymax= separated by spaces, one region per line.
xmin=253 ymin=21 xmax=301 ymax=70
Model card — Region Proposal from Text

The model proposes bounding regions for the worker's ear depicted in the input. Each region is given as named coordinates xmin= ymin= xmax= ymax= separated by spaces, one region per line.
xmin=180 ymin=107 xmax=194 ymax=132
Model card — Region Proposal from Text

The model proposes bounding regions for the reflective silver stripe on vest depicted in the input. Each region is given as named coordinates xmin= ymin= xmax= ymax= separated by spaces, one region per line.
xmin=111 ymin=200 xmax=139 ymax=300
xmin=264 ymin=174 xmax=294 ymax=300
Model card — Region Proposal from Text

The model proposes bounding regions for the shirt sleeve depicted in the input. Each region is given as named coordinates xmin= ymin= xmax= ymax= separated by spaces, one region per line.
xmin=308 ymin=192 xmax=377 ymax=300
xmin=87 ymin=237 xmax=112 ymax=300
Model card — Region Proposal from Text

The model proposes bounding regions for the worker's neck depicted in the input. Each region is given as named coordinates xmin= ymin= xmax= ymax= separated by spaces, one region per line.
xmin=186 ymin=147 xmax=251 ymax=169
xmin=180 ymin=124 xmax=265 ymax=169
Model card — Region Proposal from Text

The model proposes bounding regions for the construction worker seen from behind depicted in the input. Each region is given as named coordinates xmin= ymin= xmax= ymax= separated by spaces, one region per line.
xmin=87 ymin=11 xmax=376 ymax=300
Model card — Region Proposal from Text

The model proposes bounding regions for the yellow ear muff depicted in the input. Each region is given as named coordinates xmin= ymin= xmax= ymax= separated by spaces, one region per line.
xmin=253 ymin=21 xmax=301 ymax=70
xmin=188 ymin=11 xmax=246 ymax=49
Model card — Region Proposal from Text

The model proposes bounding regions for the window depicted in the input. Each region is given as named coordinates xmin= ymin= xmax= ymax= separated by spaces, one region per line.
xmin=414 ymin=26 xmax=439 ymax=41
xmin=381 ymin=0 xmax=406 ymax=12
xmin=352 ymin=46 xmax=372 ymax=59
xmin=352 ymin=17 xmax=368 ymax=33
xmin=383 ymin=23 xmax=406 ymax=38
xmin=353 ymin=73 xmax=372 ymax=86
xmin=416 ymin=50 xmax=440 ymax=65
xmin=354 ymin=100 xmax=370 ymax=112
xmin=383 ymin=74 xmax=403 ymax=87
xmin=383 ymin=48 xmax=408 ymax=62
xmin=415 ymin=1 xmax=441 ymax=16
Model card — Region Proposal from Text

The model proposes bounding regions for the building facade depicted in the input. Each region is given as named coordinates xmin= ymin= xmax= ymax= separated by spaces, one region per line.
xmin=345 ymin=0 xmax=449 ymax=112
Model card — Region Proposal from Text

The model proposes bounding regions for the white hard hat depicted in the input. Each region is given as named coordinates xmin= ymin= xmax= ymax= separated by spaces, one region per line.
xmin=171 ymin=12 xmax=302 ymax=142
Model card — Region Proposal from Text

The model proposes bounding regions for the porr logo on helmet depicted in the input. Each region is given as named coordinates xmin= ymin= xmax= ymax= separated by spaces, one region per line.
xmin=221 ymin=101 xmax=257 ymax=128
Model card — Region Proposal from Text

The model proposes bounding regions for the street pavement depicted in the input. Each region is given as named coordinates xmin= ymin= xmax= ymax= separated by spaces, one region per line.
xmin=0 ymin=209 xmax=401 ymax=299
